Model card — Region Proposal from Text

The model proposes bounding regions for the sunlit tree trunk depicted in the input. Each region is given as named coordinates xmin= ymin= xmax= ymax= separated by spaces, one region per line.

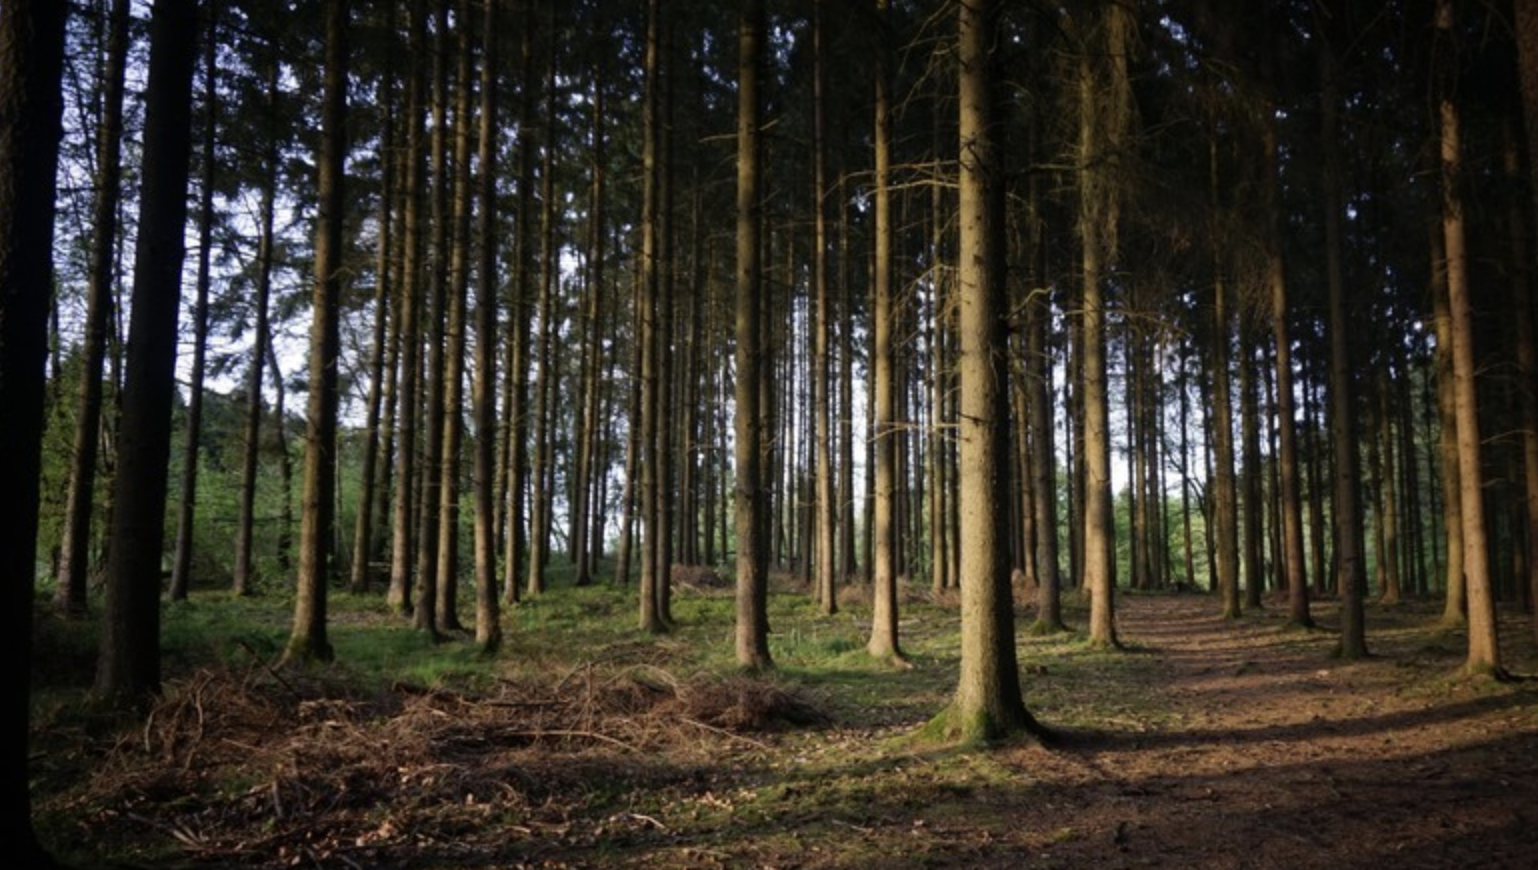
xmin=939 ymin=0 xmax=1040 ymax=742
xmin=1259 ymin=112 xmax=1311 ymax=626
xmin=96 ymin=0 xmax=199 ymax=702
xmin=1436 ymin=0 xmax=1500 ymax=675
xmin=867 ymin=0 xmax=904 ymax=663
xmin=57 ymin=0 xmax=130 ymax=614
xmin=1077 ymin=2 xmax=1131 ymax=648
xmin=812 ymin=0 xmax=837 ymax=616
xmin=285 ymin=0 xmax=348 ymax=665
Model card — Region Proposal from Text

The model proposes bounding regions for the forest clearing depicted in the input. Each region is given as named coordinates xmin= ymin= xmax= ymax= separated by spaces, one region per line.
xmin=31 ymin=580 xmax=1538 ymax=869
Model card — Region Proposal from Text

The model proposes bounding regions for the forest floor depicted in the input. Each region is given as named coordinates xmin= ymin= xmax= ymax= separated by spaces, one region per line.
xmin=30 ymin=582 xmax=1538 ymax=869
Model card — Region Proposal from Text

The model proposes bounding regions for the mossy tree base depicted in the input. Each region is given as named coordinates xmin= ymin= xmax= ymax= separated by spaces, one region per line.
xmin=916 ymin=702 xmax=1050 ymax=749
xmin=1025 ymin=618 xmax=1070 ymax=637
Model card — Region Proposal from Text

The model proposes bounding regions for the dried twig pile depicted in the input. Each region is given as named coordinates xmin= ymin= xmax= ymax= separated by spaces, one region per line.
xmin=43 ymin=654 xmax=827 ymax=868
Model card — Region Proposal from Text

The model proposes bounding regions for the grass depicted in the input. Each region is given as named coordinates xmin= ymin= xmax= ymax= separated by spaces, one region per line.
xmin=26 ymin=565 xmax=1194 ymax=869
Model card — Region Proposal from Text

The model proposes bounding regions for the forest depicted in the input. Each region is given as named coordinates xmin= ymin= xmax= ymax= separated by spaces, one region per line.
xmin=4 ymin=0 xmax=1538 ymax=866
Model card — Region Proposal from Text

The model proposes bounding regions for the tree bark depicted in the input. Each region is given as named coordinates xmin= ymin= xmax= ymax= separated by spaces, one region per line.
xmin=1436 ymin=0 xmax=1500 ymax=674
xmin=1512 ymin=0 xmax=1538 ymax=644
xmin=939 ymin=0 xmax=1040 ymax=743
xmin=471 ymin=0 xmax=502 ymax=652
xmin=734 ymin=0 xmax=772 ymax=669
xmin=867 ymin=0 xmax=904 ymax=663
xmin=233 ymin=51 xmax=282 ymax=596
xmin=56 ymin=0 xmax=130 ymax=614
xmin=96 ymin=0 xmax=200 ymax=702
xmin=169 ymin=1 xmax=218 ymax=603
xmin=285 ymin=0 xmax=348 ymax=665
xmin=0 ymin=0 xmax=68 ymax=857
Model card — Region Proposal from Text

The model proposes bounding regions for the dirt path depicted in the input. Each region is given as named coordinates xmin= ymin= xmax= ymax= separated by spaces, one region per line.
xmin=996 ymin=595 xmax=1538 ymax=870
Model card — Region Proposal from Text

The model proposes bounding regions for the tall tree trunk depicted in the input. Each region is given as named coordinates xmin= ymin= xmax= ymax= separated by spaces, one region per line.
xmin=1206 ymin=121 xmax=1241 ymax=619
xmin=940 ymin=0 xmax=1040 ymax=742
xmin=867 ymin=0 xmax=904 ymax=663
xmin=812 ymin=0 xmax=837 ymax=615
xmin=471 ymin=0 xmax=501 ymax=652
xmin=390 ymin=0 xmax=429 ymax=615
xmin=572 ymin=15 xmax=608 ymax=588
xmin=1436 ymin=0 xmax=1500 ymax=674
xmin=526 ymin=2 xmax=558 ymax=600
xmin=1239 ymin=331 xmax=1263 ymax=608
xmin=96 ymin=0 xmax=199 ymax=702
xmin=734 ymin=0 xmax=772 ymax=669
xmin=233 ymin=53 xmax=282 ymax=596
xmin=1377 ymin=375 xmax=1403 ymax=604
xmin=350 ymin=73 xmax=395 ymax=595
xmin=1078 ymin=2 xmax=1131 ymax=648
xmin=638 ymin=0 xmax=666 ymax=631
xmin=838 ymin=178 xmax=858 ymax=583
xmin=169 ymin=1 xmax=218 ymax=603
xmin=1512 ymin=0 xmax=1538 ymax=643
xmin=56 ymin=0 xmax=130 ymax=614
xmin=501 ymin=8 xmax=537 ymax=606
xmin=435 ymin=0 xmax=476 ymax=633
xmin=0 ymin=0 xmax=68 ymax=857
xmin=412 ymin=0 xmax=454 ymax=635
xmin=285 ymin=0 xmax=348 ymax=665
xmin=1260 ymin=112 xmax=1312 ymax=626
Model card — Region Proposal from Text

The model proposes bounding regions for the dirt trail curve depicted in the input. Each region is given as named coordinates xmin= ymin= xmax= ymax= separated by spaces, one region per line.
xmin=1007 ymin=594 xmax=1538 ymax=870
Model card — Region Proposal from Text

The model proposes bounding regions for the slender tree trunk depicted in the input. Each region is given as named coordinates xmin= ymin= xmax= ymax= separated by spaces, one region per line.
xmin=812 ymin=0 xmax=837 ymax=615
xmin=501 ymin=9 xmax=537 ymax=606
xmin=838 ymin=179 xmax=858 ymax=583
xmin=56 ymin=0 xmax=130 ymax=614
xmin=435 ymin=0 xmax=475 ymax=633
xmin=390 ymin=0 xmax=429 ymax=615
xmin=1377 ymin=376 xmax=1403 ymax=604
xmin=1259 ymin=113 xmax=1311 ymax=625
xmin=412 ymin=0 xmax=454 ymax=635
xmin=734 ymin=0 xmax=772 ymax=669
xmin=638 ymin=0 xmax=666 ymax=630
xmin=285 ymin=0 xmax=348 ymax=665
xmin=1310 ymin=24 xmax=1365 ymax=653
xmin=96 ymin=0 xmax=199 ymax=702
xmin=169 ymin=5 xmax=218 ymax=602
xmin=1437 ymin=0 xmax=1499 ymax=674
xmin=1511 ymin=0 xmax=1538 ymax=643
xmin=233 ymin=54 xmax=282 ymax=596
xmin=350 ymin=75 xmax=395 ymax=595
xmin=471 ymin=0 xmax=502 ymax=652
xmin=572 ymin=17 xmax=608 ymax=588
xmin=1078 ymin=2 xmax=1131 ymax=647
xmin=867 ymin=0 xmax=904 ymax=663
xmin=526 ymin=3 xmax=559 ymax=600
